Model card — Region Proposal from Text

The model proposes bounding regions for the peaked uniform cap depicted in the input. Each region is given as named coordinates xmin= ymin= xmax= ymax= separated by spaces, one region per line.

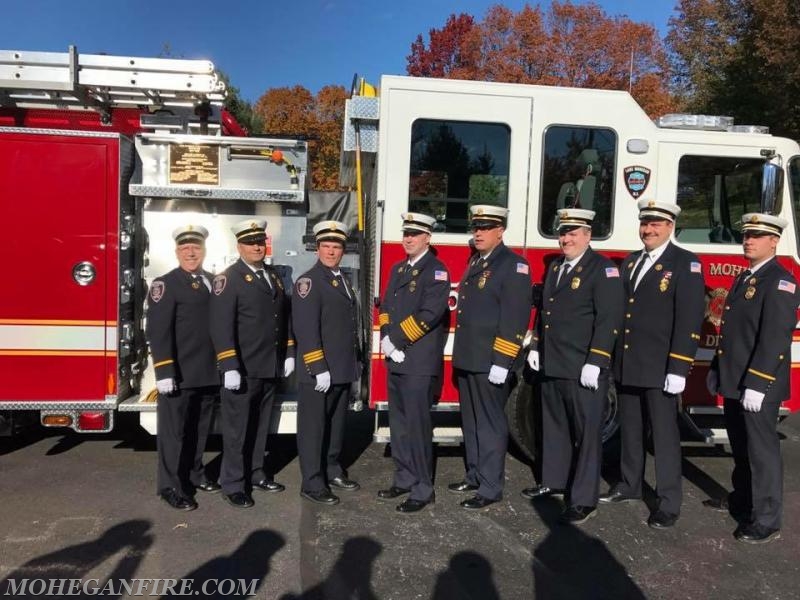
xmin=469 ymin=204 xmax=509 ymax=227
xmin=637 ymin=199 xmax=681 ymax=222
xmin=740 ymin=212 xmax=788 ymax=236
xmin=172 ymin=224 xmax=209 ymax=245
xmin=313 ymin=220 xmax=349 ymax=243
xmin=556 ymin=208 xmax=595 ymax=231
xmin=401 ymin=212 xmax=436 ymax=234
xmin=232 ymin=219 xmax=267 ymax=243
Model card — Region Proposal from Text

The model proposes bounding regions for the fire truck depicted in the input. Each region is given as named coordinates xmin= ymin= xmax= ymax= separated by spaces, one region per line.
xmin=0 ymin=47 xmax=363 ymax=436
xmin=340 ymin=75 xmax=800 ymax=459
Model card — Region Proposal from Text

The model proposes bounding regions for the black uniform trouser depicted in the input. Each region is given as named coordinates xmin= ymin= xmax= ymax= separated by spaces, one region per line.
xmin=456 ymin=369 xmax=511 ymax=501
xmin=219 ymin=377 xmax=276 ymax=494
xmin=297 ymin=382 xmax=348 ymax=492
xmin=617 ymin=385 xmax=682 ymax=516
xmin=724 ymin=397 xmax=783 ymax=530
xmin=156 ymin=386 xmax=217 ymax=495
xmin=388 ymin=372 xmax=435 ymax=501
xmin=540 ymin=375 xmax=606 ymax=507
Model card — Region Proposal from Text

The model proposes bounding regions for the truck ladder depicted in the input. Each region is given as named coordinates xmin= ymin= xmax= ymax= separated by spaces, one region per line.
xmin=0 ymin=45 xmax=225 ymax=113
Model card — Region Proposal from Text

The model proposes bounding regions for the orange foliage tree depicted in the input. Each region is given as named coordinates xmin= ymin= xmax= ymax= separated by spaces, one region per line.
xmin=406 ymin=2 xmax=677 ymax=117
xmin=253 ymin=85 xmax=347 ymax=190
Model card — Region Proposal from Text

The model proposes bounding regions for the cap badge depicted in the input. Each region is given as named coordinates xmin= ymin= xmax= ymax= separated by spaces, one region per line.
xmin=330 ymin=223 xmax=338 ymax=231
xmin=750 ymin=215 xmax=759 ymax=223
xmin=476 ymin=208 xmax=484 ymax=216
xmin=250 ymin=221 xmax=258 ymax=229
xmin=187 ymin=225 xmax=194 ymax=231
xmin=648 ymin=201 xmax=656 ymax=208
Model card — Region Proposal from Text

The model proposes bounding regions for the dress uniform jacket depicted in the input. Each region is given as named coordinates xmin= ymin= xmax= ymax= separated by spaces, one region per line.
xmin=146 ymin=268 xmax=217 ymax=388
xmin=534 ymin=248 xmax=624 ymax=378
xmin=613 ymin=242 xmax=705 ymax=387
xmin=379 ymin=251 xmax=450 ymax=376
xmin=713 ymin=259 xmax=798 ymax=400
xmin=452 ymin=243 xmax=532 ymax=372
xmin=210 ymin=259 xmax=294 ymax=378
xmin=292 ymin=261 xmax=360 ymax=385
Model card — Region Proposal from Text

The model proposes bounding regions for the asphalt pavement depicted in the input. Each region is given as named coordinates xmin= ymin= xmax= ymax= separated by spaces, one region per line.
xmin=1 ymin=409 xmax=799 ymax=599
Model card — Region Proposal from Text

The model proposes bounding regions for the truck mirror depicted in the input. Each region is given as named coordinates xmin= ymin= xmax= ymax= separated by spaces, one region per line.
xmin=761 ymin=162 xmax=783 ymax=214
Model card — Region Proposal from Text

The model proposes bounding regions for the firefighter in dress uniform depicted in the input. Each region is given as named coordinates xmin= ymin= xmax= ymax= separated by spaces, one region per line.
xmin=706 ymin=213 xmax=797 ymax=544
xmin=292 ymin=221 xmax=361 ymax=506
xmin=523 ymin=209 xmax=624 ymax=524
xmin=376 ymin=212 xmax=450 ymax=513
xmin=210 ymin=219 xmax=295 ymax=509
xmin=600 ymin=199 xmax=705 ymax=529
xmin=449 ymin=205 xmax=532 ymax=510
xmin=146 ymin=224 xmax=220 ymax=511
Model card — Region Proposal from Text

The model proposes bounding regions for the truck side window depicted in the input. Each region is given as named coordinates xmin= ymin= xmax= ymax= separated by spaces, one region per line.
xmin=540 ymin=126 xmax=616 ymax=239
xmin=676 ymin=156 xmax=765 ymax=244
xmin=790 ymin=157 xmax=800 ymax=257
xmin=408 ymin=119 xmax=511 ymax=233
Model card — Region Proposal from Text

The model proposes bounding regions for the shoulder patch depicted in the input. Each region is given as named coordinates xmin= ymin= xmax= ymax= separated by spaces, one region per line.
xmin=690 ymin=261 xmax=702 ymax=273
xmin=434 ymin=270 xmax=448 ymax=282
xmin=605 ymin=267 xmax=620 ymax=278
xmin=212 ymin=274 xmax=227 ymax=296
xmin=149 ymin=281 xmax=165 ymax=303
xmin=516 ymin=263 xmax=529 ymax=275
xmin=295 ymin=277 xmax=313 ymax=299
xmin=778 ymin=279 xmax=796 ymax=294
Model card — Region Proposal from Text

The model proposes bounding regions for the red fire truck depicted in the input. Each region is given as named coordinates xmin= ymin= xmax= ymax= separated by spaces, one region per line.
xmin=0 ymin=47 xmax=328 ymax=436
xmin=340 ymin=75 xmax=800 ymax=458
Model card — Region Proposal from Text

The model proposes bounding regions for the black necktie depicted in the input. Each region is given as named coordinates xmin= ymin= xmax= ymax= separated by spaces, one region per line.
xmin=192 ymin=275 xmax=208 ymax=293
xmin=630 ymin=253 xmax=650 ymax=290
xmin=256 ymin=270 xmax=274 ymax=296
xmin=733 ymin=269 xmax=752 ymax=293
xmin=556 ymin=262 xmax=571 ymax=287
xmin=336 ymin=274 xmax=351 ymax=299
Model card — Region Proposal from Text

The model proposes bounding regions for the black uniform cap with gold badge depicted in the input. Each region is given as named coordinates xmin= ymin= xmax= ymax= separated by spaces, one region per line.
xmin=637 ymin=199 xmax=681 ymax=222
xmin=740 ymin=212 xmax=788 ymax=237
xmin=172 ymin=224 xmax=209 ymax=245
xmin=556 ymin=208 xmax=595 ymax=232
xmin=469 ymin=204 xmax=509 ymax=229
xmin=313 ymin=220 xmax=349 ymax=244
xmin=401 ymin=212 xmax=437 ymax=234
xmin=232 ymin=219 xmax=267 ymax=244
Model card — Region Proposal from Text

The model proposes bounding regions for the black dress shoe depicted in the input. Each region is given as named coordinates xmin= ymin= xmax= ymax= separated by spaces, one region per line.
xmin=521 ymin=485 xmax=565 ymax=500
xmin=460 ymin=494 xmax=499 ymax=510
xmin=252 ymin=479 xmax=285 ymax=493
xmin=703 ymin=497 xmax=749 ymax=521
xmin=196 ymin=480 xmax=221 ymax=493
xmin=397 ymin=496 xmax=434 ymax=513
xmin=301 ymin=489 xmax=340 ymax=505
xmin=647 ymin=510 xmax=678 ymax=529
xmin=447 ymin=481 xmax=479 ymax=494
xmin=560 ymin=505 xmax=597 ymax=525
xmin=160 ymin=488 xmax=198 ymax=511
xmin=599 ymin=489 xmax=641 ymax=504
xmin=377 ymin=486 xmax=410 ymax=500
xmin=734 ymin=523 xmax=780 ymax=544
xmin=329 ymin=476 xmax=360 ymax=491
xmin=223 ymin=492 xmax=254 ymax=508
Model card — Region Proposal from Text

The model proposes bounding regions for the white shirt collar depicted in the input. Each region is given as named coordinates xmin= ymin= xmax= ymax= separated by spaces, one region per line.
xmin=642 ymin=240 xmax=670 ymax=262
xmin=563 ymin=249 xmax=588 ymax=269
xmin=408 ymin=249 xmax=429 ymax=267
xmin=748 ymin=256 xmax=774 ymax=275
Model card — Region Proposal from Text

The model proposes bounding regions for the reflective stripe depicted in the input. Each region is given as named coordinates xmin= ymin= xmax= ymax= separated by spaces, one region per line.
xmin=0 ymin=324 xmax=116 ymax=351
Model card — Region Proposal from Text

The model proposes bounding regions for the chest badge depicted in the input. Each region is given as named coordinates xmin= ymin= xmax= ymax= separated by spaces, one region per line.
xmin=412 ymin=269 xmax=419 ymax=276
xmin=478 ymin=277 xmax=486 ymax=289
xmin=655 ymin=264 xmax=663 ymax=272
xmin=571 ymin=277 xmax=581 ymax=290
xmin=332 ymin=278 xmax=339 ymax=287
xmin=191 ymin=281 xmax=200 ymax=289
xmin=245 ymin=274 xmax=254 ymax=282
xmin=745 ymin=286 xmax=756 ymax=300
xmin=409 ymin=280 xmax=417 ymax=293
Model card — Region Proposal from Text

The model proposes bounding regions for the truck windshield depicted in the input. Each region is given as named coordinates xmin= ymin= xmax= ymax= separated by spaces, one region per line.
xmin=790 ymin=157 xmax=800 ymax=256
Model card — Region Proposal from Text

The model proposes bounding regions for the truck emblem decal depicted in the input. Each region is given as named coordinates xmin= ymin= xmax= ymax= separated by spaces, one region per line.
xmin=705 ymin=287 xmax=728 ymax=326
xmin=150 ymin=281 xmax=165 ymax=303
xmin=213 ymin=275 xmax=227 ymax=296
xmin=624 ymin=166 xmax=651 ymax=199
xmin=296 ymin=277 xmax=312 ymax=298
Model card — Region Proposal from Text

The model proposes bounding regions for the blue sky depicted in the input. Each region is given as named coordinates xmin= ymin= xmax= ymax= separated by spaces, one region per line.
xmin=1 ymin=1 xmax=678 ymax=102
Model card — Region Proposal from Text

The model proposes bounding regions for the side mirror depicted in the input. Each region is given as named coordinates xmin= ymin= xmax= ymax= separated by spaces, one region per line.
xmin=761 ymin=162 xmax=783 ymax=214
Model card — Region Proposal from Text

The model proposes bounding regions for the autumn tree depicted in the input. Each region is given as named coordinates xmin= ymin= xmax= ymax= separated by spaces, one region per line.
xmin=406 ymin=2 xmax=677 ymax=117
xmin=253 ymin=85 xmax=347 ymax=190
xmin=667 ymin=0 xmax=800 ymax=139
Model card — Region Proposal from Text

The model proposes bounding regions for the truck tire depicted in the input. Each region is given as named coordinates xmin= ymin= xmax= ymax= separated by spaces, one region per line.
xmin=506 ymin=371 xmax=620 ymax=465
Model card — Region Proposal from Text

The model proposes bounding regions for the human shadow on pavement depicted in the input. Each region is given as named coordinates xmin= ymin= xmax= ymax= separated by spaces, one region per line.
xmin=530 ymin=497 xmax=647 ymax=600
xmin=431 ymin=551 xmax=501 ymax=600
xmin=0 ymin=519 xmax=153 ymax=595
xmin=168 ymin=530 xmax=285 ymax=599
xmin=282 ymin=535 xmax=382 ymax=600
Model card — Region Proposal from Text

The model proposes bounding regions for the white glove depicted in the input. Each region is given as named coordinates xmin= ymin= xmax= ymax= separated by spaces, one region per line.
xmin=706 ymin=370 xmax=718 ymax=396
xmin=283 ymin=357 xmax=295 ymax=378
xmin=664 ymin=373 xmax=686 ymax=395
xmin=742 ymin=388 xmax=765 ymax=412
xmin=381 ymin=336 xmax=397 ymax=356
xmin=156 ymin=378 xmax=176 ymax=394
xmin=389 ymin=349 xmax=406 ymax=363
xmin=579 ymin=364 xmax=600 ymax=391
xmin=315 ymin=371 xmax=331 ymax=393
xmin=224 ymin=370 xmax=241 ymax=391
xmin=527 ymin=350 xmax=540 ymax=372
xmin=488 ymin=365 xmax=509 ymax=385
